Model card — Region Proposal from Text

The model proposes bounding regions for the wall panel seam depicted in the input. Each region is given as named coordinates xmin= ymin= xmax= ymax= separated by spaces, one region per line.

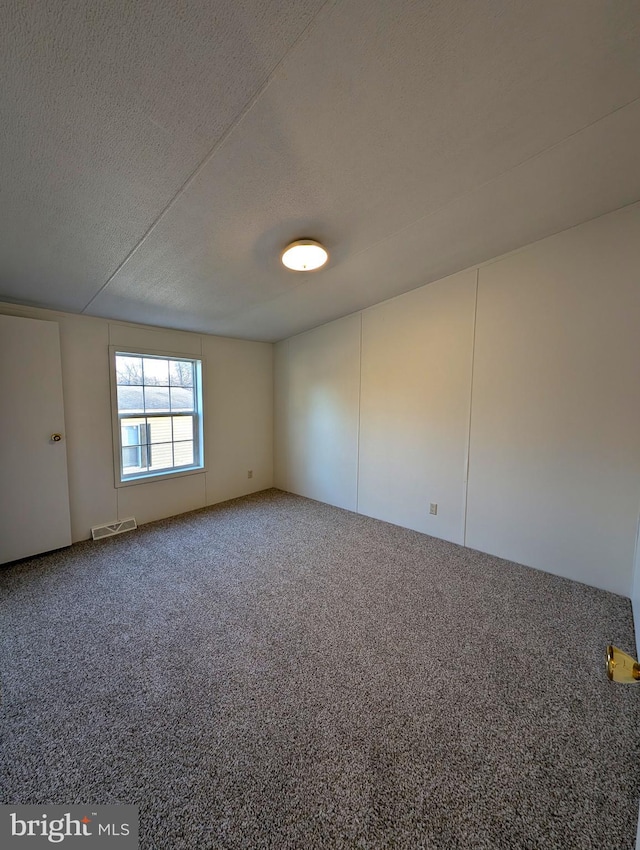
xmin=463 ymin=269 xmax=479 ymax=546
xmin=356 ymin=313 xmax=363 ymax=513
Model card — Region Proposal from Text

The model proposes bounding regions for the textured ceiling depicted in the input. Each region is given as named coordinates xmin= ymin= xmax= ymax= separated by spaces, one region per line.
xmin=1 ymin=0 xmax=640 ymax=341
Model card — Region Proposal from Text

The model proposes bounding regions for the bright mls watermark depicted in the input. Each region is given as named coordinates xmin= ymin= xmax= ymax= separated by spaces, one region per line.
xmin=0 ymin=806 xmax=138 ymax=847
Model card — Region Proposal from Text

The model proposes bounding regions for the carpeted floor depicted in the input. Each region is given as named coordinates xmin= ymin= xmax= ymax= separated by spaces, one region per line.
xmin=1 ymin=488 xmax=639 ymax=849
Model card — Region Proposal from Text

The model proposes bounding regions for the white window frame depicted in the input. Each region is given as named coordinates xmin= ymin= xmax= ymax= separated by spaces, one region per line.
xmin=109 ymin=345 xmax=206 ymax=488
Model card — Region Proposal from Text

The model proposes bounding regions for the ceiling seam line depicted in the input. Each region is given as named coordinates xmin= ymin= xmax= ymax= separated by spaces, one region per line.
xmin=218 ymin=194 xmax=640 ymax=340
xmin=80 ymin=0 xmax=339 ymax=315
xmin=210 ymin=94 xmax=640 ymax=328
xmin=338 ymin=93 xmax=640 ymax=267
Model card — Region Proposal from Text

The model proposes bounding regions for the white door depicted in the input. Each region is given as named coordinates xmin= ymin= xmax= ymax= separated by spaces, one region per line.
xmin=0 ymin=314 xmax=72 ymax=563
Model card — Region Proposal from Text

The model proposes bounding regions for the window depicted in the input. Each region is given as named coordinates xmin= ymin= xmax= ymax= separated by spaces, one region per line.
xmin=110 ymin=348 xmax=204 ymax=485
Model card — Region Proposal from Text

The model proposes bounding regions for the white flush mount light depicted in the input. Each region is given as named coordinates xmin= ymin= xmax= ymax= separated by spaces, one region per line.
xmin=281 ymin=239 xmax=328 ymax=272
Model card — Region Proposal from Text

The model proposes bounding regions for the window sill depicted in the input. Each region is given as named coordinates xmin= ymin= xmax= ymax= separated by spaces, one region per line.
xmin=114 ymin=465 xmax=207 ymax=489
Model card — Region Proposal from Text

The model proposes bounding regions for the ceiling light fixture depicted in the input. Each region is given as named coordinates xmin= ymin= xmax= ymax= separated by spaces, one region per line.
xmin=281 ymin=239 xmax=328 ymax=272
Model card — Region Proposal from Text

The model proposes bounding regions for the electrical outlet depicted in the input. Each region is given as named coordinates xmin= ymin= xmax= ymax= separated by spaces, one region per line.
xmin=247 ymin=470 xmax=253 ymax=479
xmin=429 ymin=503 xmax=438 ymax=516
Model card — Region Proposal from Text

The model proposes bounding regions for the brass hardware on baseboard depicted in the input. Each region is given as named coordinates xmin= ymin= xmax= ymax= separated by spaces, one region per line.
xmin=606 ymin=645 xmax=640 ymax=683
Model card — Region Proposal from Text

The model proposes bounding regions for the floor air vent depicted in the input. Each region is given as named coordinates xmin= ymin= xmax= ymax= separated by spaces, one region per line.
xmin=91 ymin=517 xmax=137 ymax=541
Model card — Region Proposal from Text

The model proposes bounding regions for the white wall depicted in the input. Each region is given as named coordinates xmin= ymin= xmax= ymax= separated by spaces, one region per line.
xmin=627 ymin=465 xmax=640 ymax=850
xmin=0 ymin=302 xmax=273 ymax=542
xmin=274 ymin=203 xmax=640 ymax=596
xmin=633 ymin=518 xmax=640 ymax=654
xmin=273 ymin=339 xmax=290 ymax=492
xmin=275 ymin=314 xmax=360 ymax=511
xmin=467 ymin=208 xmax=640 ymax=596
xmin=358 ymin=270 xmax=476 ymax=544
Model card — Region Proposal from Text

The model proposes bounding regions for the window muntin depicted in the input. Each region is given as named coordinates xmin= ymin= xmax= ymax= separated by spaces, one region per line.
xmin=113 ymin=351 xmax=204 ymax=484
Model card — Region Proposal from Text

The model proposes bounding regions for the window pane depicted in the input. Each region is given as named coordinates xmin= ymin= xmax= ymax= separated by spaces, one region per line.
xmin=170 ymin=386 xmax=194 ymax=412
xmin=122 ymin=445 xmax=149 ymax=475
xmin=169 ymin=360 xmax=194 ymax=387
xmin=143 ymin=357 xmax=169 ymax=386
xmin=173 ymin=441 xmax=194 ymax=467
xmin=143 ymin=386 xmax=170 ymax=413
xmin=120 ymin=419 xmax=144 ymax=446
xmin=147 ymin=416 xmax=172 ymax=444
xmin=114 ymin=352 xmax=202 ymax=483
xmin=148 ymin=443 xmax=174 ymax=471
xmin=172 ymin=416 xmax=194 ymax=441
xmin=117 ymin=385 xmax=144 ymax=414
xmin=122 ymin=446 xmax=137 ymax=468
xmin=116 ymin=355 xmax=143 ymax=385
